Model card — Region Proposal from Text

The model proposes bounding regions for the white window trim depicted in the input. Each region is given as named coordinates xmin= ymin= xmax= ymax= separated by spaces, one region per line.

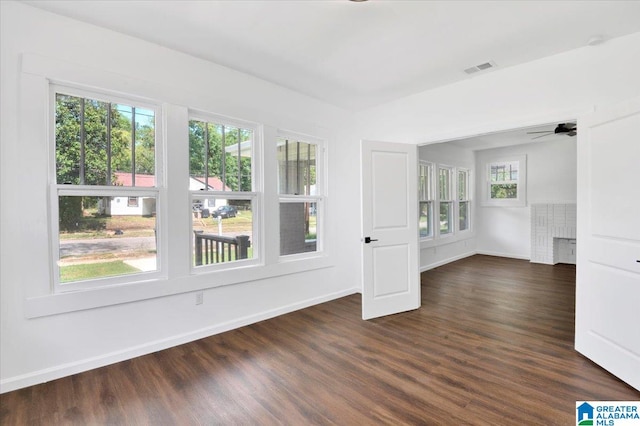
xmin=49 ymin=84 xmax=166 ymax=293
xmin=419 ymin=162 xmax=474 ymax=250
xmin=481 ymin=154 xmax=527 ymax=207
xmin=50 ymin=186 xmax=164 ymax=292
xmin=419 ymin=160 xmax=434 ymax=241
xmin=187 ymin=112 xmax=263 ymax=272
xmin=20 ymin=54 xmax=335 ymax=319
xmin=276 ymin=130 xmax=326 ymax=261
xmin=457 ymin=167 xmax=472 ymax=234
xmin=437 ymin=165 xmax=454 ymax=238
xmin=189 ymin=192 xmax=261 ymax=273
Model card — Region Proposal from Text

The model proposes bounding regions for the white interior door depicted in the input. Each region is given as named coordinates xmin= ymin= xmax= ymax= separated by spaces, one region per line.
xmin=361 ymin=140 xmax=420 ymax=320
xmin=575 ymin=97 xmax=640 ymax=390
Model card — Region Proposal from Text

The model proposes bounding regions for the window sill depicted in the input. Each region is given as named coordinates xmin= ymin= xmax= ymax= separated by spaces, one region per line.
xmin=24 ymin=255 xmax=334 ymax=319
xmin=480 ymin=199 xmax=527 ymax=208
xmin=420 ymin=231 xmax=474 ymax=249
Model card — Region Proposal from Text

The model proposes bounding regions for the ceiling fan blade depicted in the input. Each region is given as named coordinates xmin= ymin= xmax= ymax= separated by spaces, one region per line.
xmin=568 ymin=130 xmax=577 ymax=136
xmin=531 ymin=133 xmax=551 ymax=140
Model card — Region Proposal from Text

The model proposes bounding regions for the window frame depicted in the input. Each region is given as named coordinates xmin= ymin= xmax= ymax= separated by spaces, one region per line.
xmin=49 ymin=84 xmax=165 ymax=293
xmin=418 ymin=161 xmax=434 ymax=240
xmin=276 ymin=131 xmax=325 ymax=260
xmin=188 ymin=111 xmax=262 ymax=273
xmin=22 ymin=56 xmax=335 ymax=318
xmin=482 ymin=155 xmax=527 ymax=207
xmin=437 ymin=165 xmax=454 ymax=237
xmin=457 ymin=168 xmax=471 ymax=232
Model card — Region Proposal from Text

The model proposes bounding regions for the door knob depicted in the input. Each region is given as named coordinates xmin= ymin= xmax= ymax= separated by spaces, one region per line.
xmin=364 ymin=237 xmax=378 ymax=244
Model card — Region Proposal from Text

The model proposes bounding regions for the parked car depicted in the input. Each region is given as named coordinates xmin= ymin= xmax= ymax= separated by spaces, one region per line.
xmin=211 ymin=205 xmax=237 ymax=218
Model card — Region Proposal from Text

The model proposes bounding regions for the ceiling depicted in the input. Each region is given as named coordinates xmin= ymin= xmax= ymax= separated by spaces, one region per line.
xmin=22 ymin=0 xmax=640 ymax=111
xmin=448 ymin=122 xmax=577 ymax=151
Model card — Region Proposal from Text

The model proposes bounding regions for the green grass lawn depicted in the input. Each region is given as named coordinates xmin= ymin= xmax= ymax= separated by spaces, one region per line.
xmin=194 ymin=210 xmax=254 ymax=233
xmin=195 ymin=210 xmax=316 ymax=235
xmin=60 ymin=261 xmax=140 ymax=282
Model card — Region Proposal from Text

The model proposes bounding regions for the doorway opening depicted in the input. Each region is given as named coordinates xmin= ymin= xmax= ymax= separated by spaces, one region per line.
xmin=417 ymin=120 xmax=578 ymax=271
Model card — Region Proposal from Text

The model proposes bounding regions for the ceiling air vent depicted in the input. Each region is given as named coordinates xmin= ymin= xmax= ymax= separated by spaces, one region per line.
xmin=464 ymin=61 xmax=497 ymax=75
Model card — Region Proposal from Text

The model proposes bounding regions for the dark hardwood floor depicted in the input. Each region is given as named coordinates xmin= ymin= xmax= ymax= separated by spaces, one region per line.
xmin=1 ymin=255 xmax=638 ymax=425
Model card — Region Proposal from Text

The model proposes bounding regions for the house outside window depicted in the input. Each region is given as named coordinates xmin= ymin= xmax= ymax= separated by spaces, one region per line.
xmin=458 ymin=169 xmax=470 ymax=231
xmin=277 ymin=134 xmax=324 ymax=256
xmin=482 ymin=155 xmax=527 ymax=207
xmin=438 ymin=166 xmax=453 ymax=235
xmin=189 ymin=116 xmax=258 ymax=269
xmin=51 ymin=86 xmax=161 ymax=291
xmin=419 ymin=161 xmax=434 ymax=238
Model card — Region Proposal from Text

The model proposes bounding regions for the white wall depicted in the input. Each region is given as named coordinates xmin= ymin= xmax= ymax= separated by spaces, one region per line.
xmin=418 ymin=142 xmax=476 ymax=270
xmin=0 ymin=2 xmax=362 ymax=392
xmin=357 ymin=32 xmax=640 ymax=144
xmin=475 ymin=138 xmax=577 ymax=259
xmin=357 ymin=31 xmax=639 ymax=262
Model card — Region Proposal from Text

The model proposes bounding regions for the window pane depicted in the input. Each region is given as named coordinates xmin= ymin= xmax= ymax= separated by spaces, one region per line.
xmin=189 ymin=120 xmax=253 ymax=192
xmin=277 ymin=138 xmax=317 ymax=195
xmin=419 ymin=163 xmax=434 ymax=201
xmin=419 ymin=201 xmax=432 ymax=238
xmin=459 ymin=201 xmax=469 ymax=231
xmin=490 ymin=161 xmax=518 ymax=183
xmin=55 ymin=94 xmax=82 ymax=184
xmin=55 ymin=94 xmax=155 ymax=187
xmin=280 ymin=202 xmax=318 ymax=255
xmin=133 ymin=107 xmax=156 ymax=177
xmin=58 ymin=195 xmax=157 ymax=283
xmin=192 ymin=197 xmax=254 ymax=266
xmin=458 ymin=170 xmax=467 ymax=200
xmin=439 ymin=168 xmax=451 ymax=200
xmin=440 ymin=202 xmax=452 ymax=234
xmin=490 ymin=183 xmax=518 ymax=199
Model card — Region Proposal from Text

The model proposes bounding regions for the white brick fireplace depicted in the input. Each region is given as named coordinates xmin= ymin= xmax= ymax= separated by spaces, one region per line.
xmin=530 ymin=203 xmax=577 ymax=265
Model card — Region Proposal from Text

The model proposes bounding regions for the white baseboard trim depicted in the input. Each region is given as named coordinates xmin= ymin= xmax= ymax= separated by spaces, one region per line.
xmin=0 ymin=287 xmax=359 ymax=394
xmin=475 ymin=250 xmax=530 ymax=261
xmin=420 ymin=251 xmax=476 ymax=272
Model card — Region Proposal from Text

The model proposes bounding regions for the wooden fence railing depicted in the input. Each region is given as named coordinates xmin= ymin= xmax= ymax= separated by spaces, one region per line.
xmin=194 ymin=231 xmax=250 ymax=266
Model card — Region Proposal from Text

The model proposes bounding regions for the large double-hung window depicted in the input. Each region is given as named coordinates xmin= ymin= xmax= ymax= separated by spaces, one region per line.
xmin=482 ymin=155 xmax=527 ymax=207
xmin=277 ymin=134 xmax=324 ymax=256
xmin=189 ymin=115 xmax=258 ymax=269
xmin=52 ymin=86 xmax=162 ymax=290
xmin=28 ymin=58 xmax=332 ymax=318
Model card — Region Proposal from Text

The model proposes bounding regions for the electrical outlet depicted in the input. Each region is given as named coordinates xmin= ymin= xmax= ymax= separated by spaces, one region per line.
xmin=196 ymin=291 xmax=204 ymax=305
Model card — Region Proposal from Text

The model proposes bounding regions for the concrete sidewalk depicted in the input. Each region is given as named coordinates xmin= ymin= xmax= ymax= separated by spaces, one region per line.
xmin=123 ymin=257 xmax=156 ymax=272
